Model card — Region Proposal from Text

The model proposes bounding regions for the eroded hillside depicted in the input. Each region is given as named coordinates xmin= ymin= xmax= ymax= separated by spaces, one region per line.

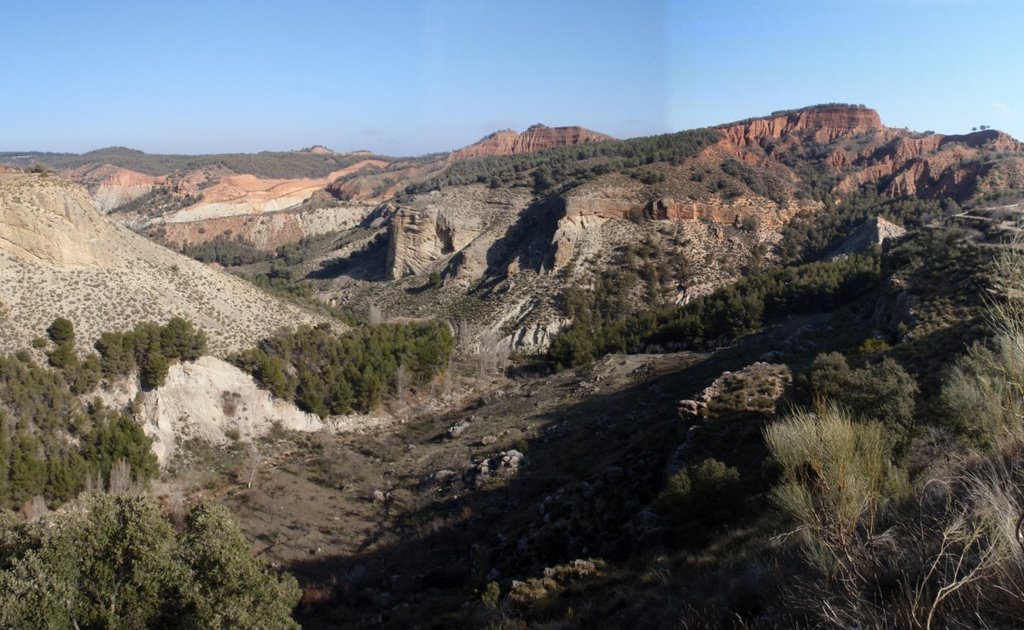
xmin=0 ymin=172 xmax=332 ymax=355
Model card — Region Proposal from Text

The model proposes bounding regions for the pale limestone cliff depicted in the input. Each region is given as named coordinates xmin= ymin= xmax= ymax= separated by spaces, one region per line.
xmin=826 ymin=217 xmax=906 ymax=260
xmin=384 ymin=188 xmax=528 ymax=280
xmin=139 ymin=356 xmax=326 ymax=463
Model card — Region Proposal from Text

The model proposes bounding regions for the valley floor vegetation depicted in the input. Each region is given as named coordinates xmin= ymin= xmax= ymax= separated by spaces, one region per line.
xmin=0 ymin=311 xmax=458 ymax=627
xmin=232 ymin=320 xmax=454 ymax=417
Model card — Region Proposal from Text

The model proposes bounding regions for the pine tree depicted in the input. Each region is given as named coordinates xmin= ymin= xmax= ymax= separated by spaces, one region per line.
xmin=46 ymin=317 xmax=75 ymax=345
xmin=9 ymin=432 xmax=46 ymax=506
xmin=140 ymin=348 xmax=169 ymax=390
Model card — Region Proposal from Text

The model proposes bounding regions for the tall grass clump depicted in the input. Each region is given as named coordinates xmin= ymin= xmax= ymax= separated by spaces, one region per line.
xmin=764 ymin=405 xmax=904 ymax=576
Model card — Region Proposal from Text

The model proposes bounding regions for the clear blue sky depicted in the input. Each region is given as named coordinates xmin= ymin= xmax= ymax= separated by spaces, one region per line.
xmin=1 ymin=0 xmax=1021 ymax=156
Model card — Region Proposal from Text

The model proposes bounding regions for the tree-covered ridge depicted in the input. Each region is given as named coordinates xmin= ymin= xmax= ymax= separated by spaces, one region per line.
xmin=406 ymin=128 xmax=723 ymax=195
xmin=0 ymin=494 xmax=300 ymax=628
xmin=232 ymin=321 xmax=454 ymax=417
xmin=548 ymin=249 xmax=881 ymax=369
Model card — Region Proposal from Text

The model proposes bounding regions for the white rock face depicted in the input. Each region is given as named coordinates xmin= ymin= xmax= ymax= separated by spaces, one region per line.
xmin=138 ymin=356 xmax=325 ymax=464
xmin=500 ymin=318 xmax=568 ymax=353
xmin=383 ymin=186 xmax=530 ymax=280
xmin=826 ymin=217 xmax=906 ymax=261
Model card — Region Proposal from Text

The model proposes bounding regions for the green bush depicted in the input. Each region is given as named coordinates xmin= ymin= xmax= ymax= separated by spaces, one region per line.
xmin=806 ymin=353 xmax=918 ymax=444
xmin=858 ymin=337 xmax=891 ymax=354
xmin=764 ymin=406 xmax=904 ymax=575
xmin=656 ymin=458 xmax=744 ymax=543
xmin=179 ymin=235 xmax=273 ymax=267
xmin=46 ymin=318 xmax=75 ymax=345
xmin=939 ymin=336 xmax=1023 ymax=447
xmin=0 ymin=494 xmax=300 ymax=628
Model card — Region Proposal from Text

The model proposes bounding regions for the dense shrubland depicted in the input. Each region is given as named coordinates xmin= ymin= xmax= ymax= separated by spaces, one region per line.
xmin=406 ymin=128 xmax=723 ymax=196
xmin=776 ymin=192 xmax=951 ymax=264
xmin=94 ymin=317 xmax=207 ymax=389
xmin=758 ymin=344 xmax=1024 ymax=626
xmin=232 ymin=321 xmax=454 ymax=417
xmin=179 ymin=234 xmax=273 ymax=266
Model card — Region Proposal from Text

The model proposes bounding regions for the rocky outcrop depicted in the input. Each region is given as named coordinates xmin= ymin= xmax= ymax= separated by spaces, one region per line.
xmin=720 ymin=105 xmax=884 ymax=147
xmin=382 ymin=187 xmax=525 ymax=280
xmin=499 ymin=318 xmax=568 ymax=353
xmin=548 ymin=187 xmax=803 ymax=271
xmin=385 ymin=206 xmax=459 ymax=279
xmin=450 ymin=124 xmax=612 ymax=160
xmin=158 ymin=201 xmax=378 ymax=250
xmin=443 ymin=238 xmax=490 ymax=283
xmin=139 ymin=356 xmax=325 ymax=463
xmin=466 ymin=449 xmax=528 ymax=488
xmin=716 ymin=106 xmax=1024 ymax=202
xmin=826 ymin=217 xmax=906 ymax=260
xmin=0 ymin=173 xmax=113 ymax=266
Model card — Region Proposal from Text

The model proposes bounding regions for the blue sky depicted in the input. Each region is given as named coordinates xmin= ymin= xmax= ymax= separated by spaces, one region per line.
xmin=1 ymin=0 xmax=1021 ymax=155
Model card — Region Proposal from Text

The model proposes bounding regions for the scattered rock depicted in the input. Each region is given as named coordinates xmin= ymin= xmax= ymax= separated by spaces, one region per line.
xmin=467 ymin=450 xmax=528 ymax=488
xmin=447 ymin=420 xmax=471 ymax=439
xmin=678 ymin=399 xmax=708 ymax=418
xmin=434 ymin=469 xmax=457 ymax=483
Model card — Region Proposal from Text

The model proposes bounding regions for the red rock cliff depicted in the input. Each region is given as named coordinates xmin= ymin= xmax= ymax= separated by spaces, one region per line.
xmin=450 ymin=124 xmax=612 ymax=160
xmin=720 ymin=105 xmax=884 ymax=147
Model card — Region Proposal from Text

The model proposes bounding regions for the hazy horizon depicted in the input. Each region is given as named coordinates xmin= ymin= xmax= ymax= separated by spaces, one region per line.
xmin=3 ymin=0 xmax=1024 ymax=156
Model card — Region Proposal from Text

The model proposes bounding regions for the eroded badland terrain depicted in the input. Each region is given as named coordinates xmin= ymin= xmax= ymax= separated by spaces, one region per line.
xmin=5 ymin=105 xmax=1024 ymax=627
